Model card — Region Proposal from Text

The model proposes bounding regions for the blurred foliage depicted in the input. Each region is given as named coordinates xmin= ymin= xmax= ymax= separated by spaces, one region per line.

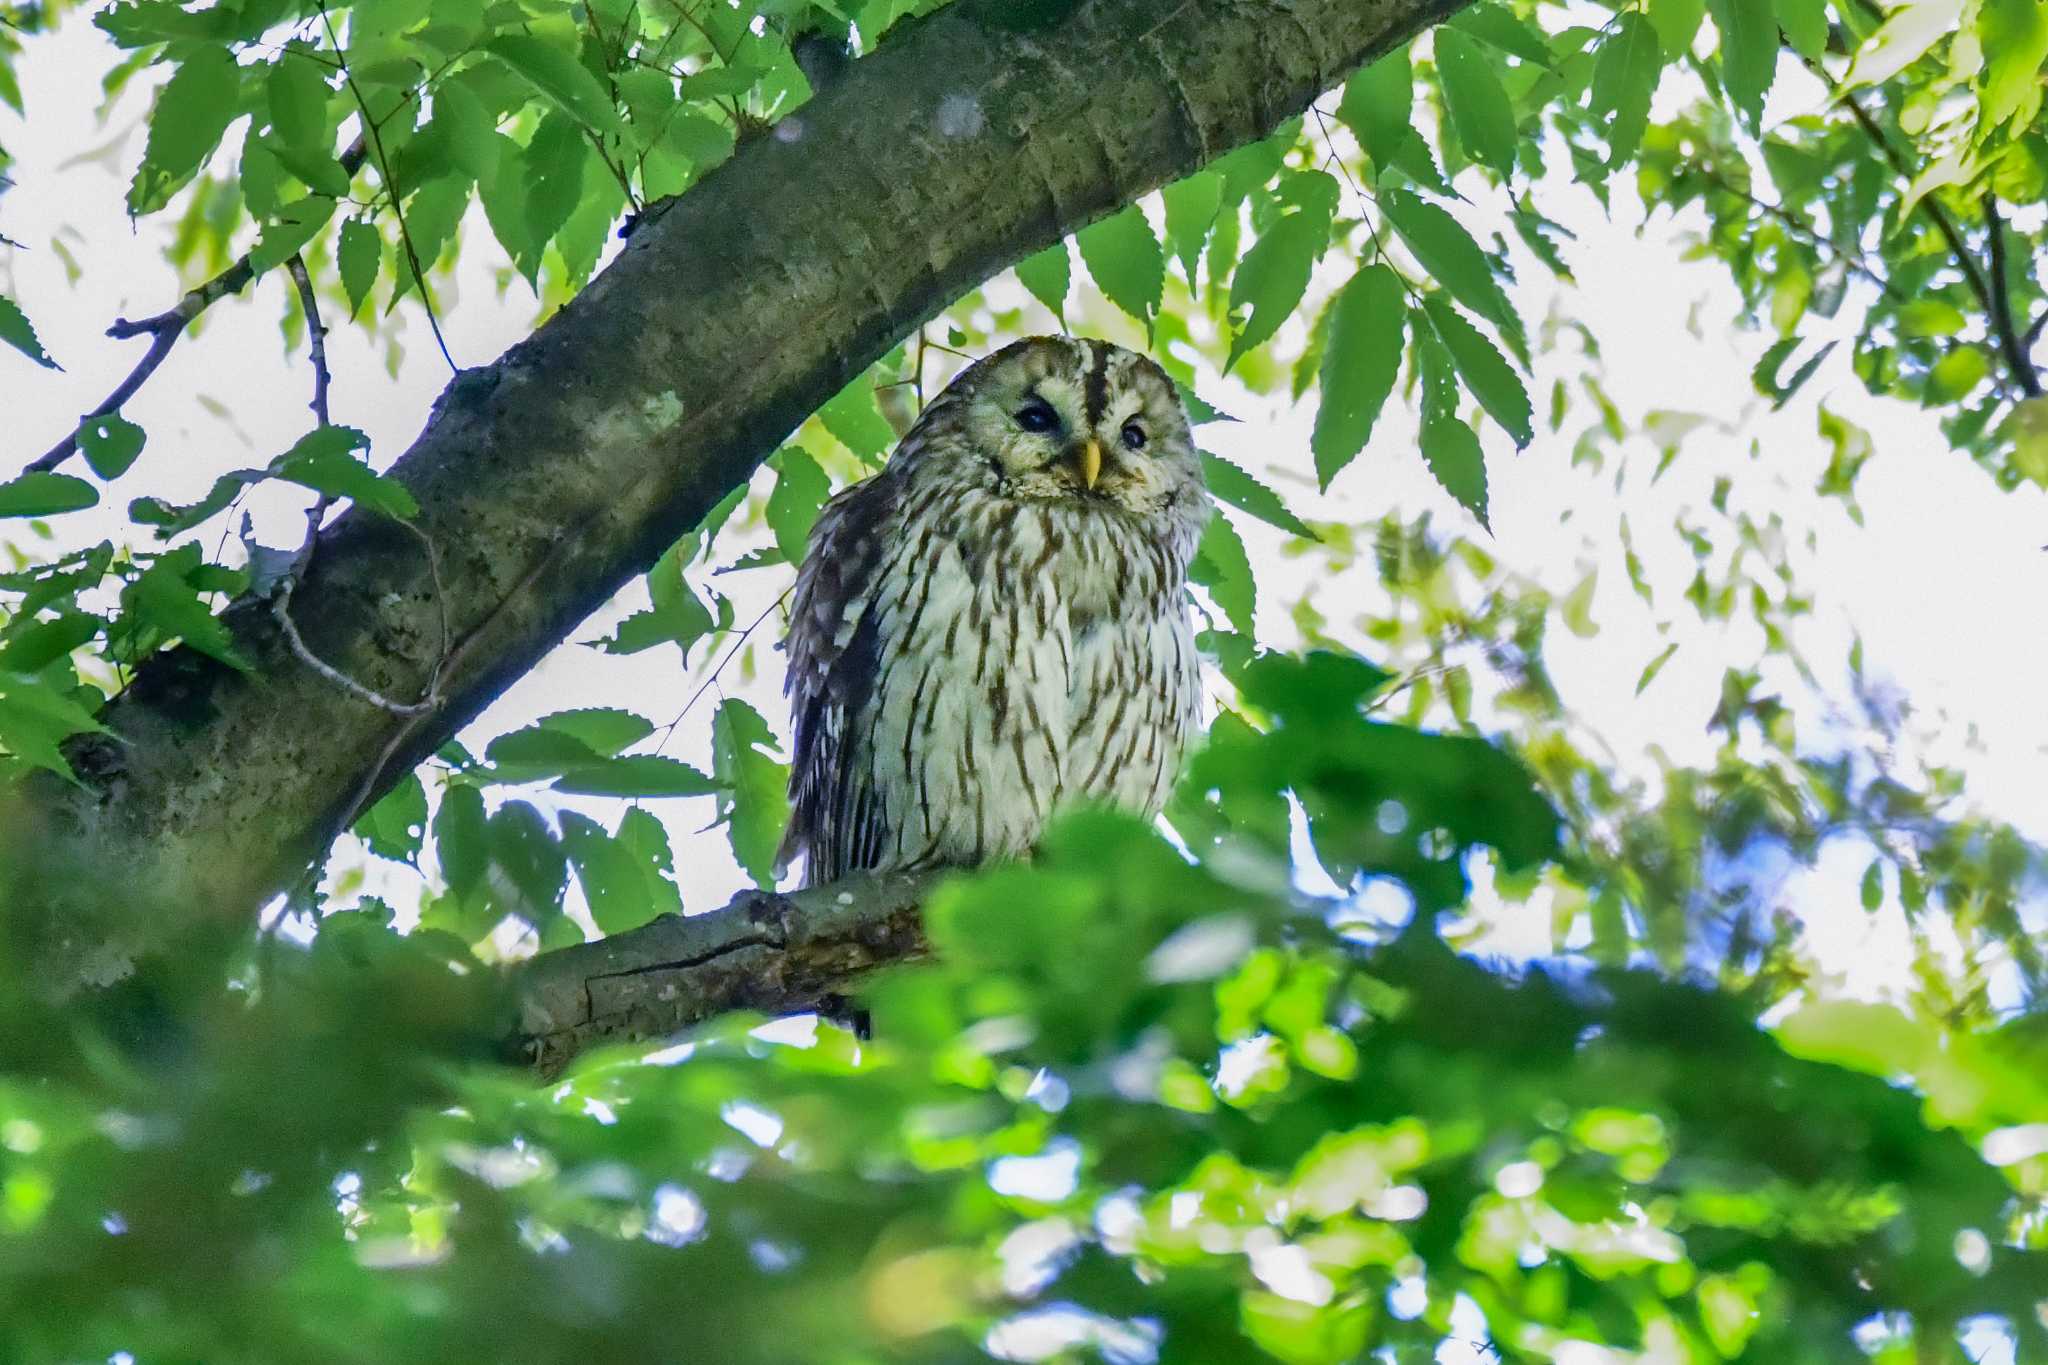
xmin=1 ymin=0 xmax=2047 ymax=1359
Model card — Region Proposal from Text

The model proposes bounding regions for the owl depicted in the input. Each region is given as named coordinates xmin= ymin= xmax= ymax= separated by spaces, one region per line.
xmin=779 ymin=335 xmax=1211 ymax=887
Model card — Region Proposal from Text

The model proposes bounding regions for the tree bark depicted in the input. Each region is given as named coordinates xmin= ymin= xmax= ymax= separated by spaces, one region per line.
xmin=1 ymin=0 xmax=1468 ymax=988
xmin=511 ymin=871 xmax=935 ymax=1076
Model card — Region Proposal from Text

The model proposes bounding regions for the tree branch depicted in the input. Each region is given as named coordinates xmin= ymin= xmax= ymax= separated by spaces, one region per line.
xmin=0 ymin=0 xmax=1468 ymax=993
xmin=21 ymin=138 xmax=368 ymax=476
xmin=1981 ymin=192 xmax=2042 ymax=399
xmin=511 ymin=870 xmax=935 ymax=1076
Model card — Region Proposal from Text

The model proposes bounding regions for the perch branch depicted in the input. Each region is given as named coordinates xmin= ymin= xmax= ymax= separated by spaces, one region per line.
xmin=511 ymin=871 xmax=936 ymax=1076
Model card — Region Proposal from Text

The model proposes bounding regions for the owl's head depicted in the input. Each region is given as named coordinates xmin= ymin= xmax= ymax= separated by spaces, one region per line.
xmin=908 ymin=336 xmax=1204 ymax=521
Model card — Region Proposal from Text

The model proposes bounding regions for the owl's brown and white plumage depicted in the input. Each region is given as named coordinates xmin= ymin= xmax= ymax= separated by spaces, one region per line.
xmin=779 ymin=335 xmax=1210 ymax=886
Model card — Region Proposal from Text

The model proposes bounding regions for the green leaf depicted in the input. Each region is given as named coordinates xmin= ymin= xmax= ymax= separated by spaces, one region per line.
xmin=1422 ymin=295 xmax=1532 ymax=447
xmin=1015 ymin=240 xmax=1071 ymax=321
xmin=1414 ymin=308 xmax=1490 ymax=526
xmin=1896 ymin=299 xmax=1967 ymax=336
xmin=1434 ymin=28 xmax=1519 ymax=178
xmin=712 ymin=697 xmax=790 ymax=888
xmin=1927 ymin=345 xmax=1990 ymax=402
xmin=1379 ymin=189 xmax=1520 ymax=344
xmin=819 ymin=376 xmax=898 ymax=464
xmin=1448 ymin=4 xmax=1557 ymax=64
xmin=129 ymin=471 xmax=259 ymax=537
xmin=0 ymin=296 xmax=57 ymax=368
xmin=265 ymin=51 xmax=333 ymax=160
xmin=1311 ymin=264 xmax=1406 ymax=490
xmin=1979 ymin=0 xmax=2048 ymax=131
xmin=249 ymin=195 xmax=337 ymax=274
xmin=0 ymin=674 xmax=108 ymax=783
xmin=1077 ymin=205 xmax=1164 ymax=332
xmin=0 ymin=614 xmax=100 ymax=674
xmin=354 ymin=771 xmax=428 ymax=864
xmin=1227 ymin=211 xmax=1323 ymax=371
xmin=535 ymin=708 xmax=654 ymax=756
xmin=271 ymin=426 xmax=417 ymax=520
xmin=1162 ymin=171 xmax=1223 ymax=286
xmin=0 ymin=473 xmax=98 ymax=518
xmin=1199 ymin=452 xmax=1316 ymax=540
xmin=602 ymin=540 xmax=719 ymax=657
xmin=120 ymin=542 xmax=248 ymax=670
xmin=1588 ymin=13 xmax=1662 ymax=169
xmin=766 ymin=447 xmax=831 ymax=566
xmin=487 ymin=799 xmax=567 ymax=922
xmin=1774 ymin=0 xmax=1830 ymax=63
xmin=128 ymin=45 xmax=242 ymax=214
xmin=554 ymin=755 xmax=723 ymax=797
xmin=1847 ymin=0 xmax=1963 ymax=88
xmin=484 ymin=34 xmax=621 ymax=134
xmin=1336 ymin=45 xmax=1413 ymax=170
xmin=77 ymin=414 xmax=147 ymax=480
xmin=562 ymin=809 xmax=682 ymax=936
xmin=1648 ymin=0 xmax=1707 ymax=56
xmin=1860 ymin=858 xmax=1885 ymax=911
xmin=435 ymin=781 xmax=489 ymax=898
xmin=1706 ymin=0 xmax=1776 ymax=130
xmin=338 ymin=217 xmax=380 ymax=319
xmin=1190 ymin=510 xmax=1255 ymax=636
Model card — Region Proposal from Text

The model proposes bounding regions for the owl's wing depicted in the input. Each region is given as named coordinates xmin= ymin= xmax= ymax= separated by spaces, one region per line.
xmin=778 ymin=471 xmax=898 ymax=886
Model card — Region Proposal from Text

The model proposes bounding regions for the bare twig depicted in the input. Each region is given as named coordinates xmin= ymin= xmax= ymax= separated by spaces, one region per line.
xmin=22 ymin=137 xmax=368 ymax=477
xmin=286 ymin=254 xmax=334 ymax=428
xmin=511 ymin=869 xmax=936 ymax=1075
xmin=1980 ymin=193 xmax=2042 ymax=398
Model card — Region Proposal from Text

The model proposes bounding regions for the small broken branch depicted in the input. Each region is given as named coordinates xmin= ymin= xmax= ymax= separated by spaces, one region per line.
xmin=22 ymin=137 xmax=368 ymax=476
xmin=510 ymin=870 xmax=936 ymax=1076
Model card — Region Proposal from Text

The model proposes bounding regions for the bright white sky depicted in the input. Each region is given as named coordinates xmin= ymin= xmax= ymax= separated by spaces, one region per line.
xmin=3 ymin=20 xmax=2045 ymax=1008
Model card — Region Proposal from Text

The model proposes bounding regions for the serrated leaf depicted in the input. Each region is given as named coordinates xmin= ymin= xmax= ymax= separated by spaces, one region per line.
xmin=338 ymin=217 xmax=380 ymax=319
xmin=1200 ymin=451 xmax=1316 ymax=540
xmin=484 ymin=34 xmax=621 ymax=134
xmin=1337 ymin=45 xmax=1413 ymax=170
xmin=1311 ymin=264 xmax=1406 ymax=490
xmin=1774 ymin=0 xmax=1829 ymax=62
xmin=1422 ymin=295 xmax=1532 ymax=447
xmin=271 ymin=426 xmax=417 ymax=520
xmin=435 ymin=781 xmax=488 ymax=898
xmin=1434 ymin=28 xmax=1519 ymax=178
xmin=76 ymin=413 xmax=147 ymax=480
xmin=1162 ymin=171 xmax=1224 ymax=286
xmin=1588 ymin=13 xmax=1661 ymax=169
xmin=1379 ymin=190 xmax=1519 ymax=345
xmin=1648 ymin=0 xmax=1707 ymax=57
xmin=249 ymin=195 xmax=337 ymax=273
xmin=1177 ymin=384 xmax=1237 ymax=426
xmin=1189 ymin=510 xmax=1255 ymax=636
xmin=554 ymin=755 xmax=723 ymax=797
xmin=1015 ymin=240 xmax=1071 ymax=321
xmin=266 ymin=51 xmax=333 ymax=160
xmin=488 ymin=799 xmax=567 ymax=923
xmin=1226 ymin=211 xmax=1323 ymax=371
xmin=0 ymin=472 xmax=98 ymax=518
xmin=354 ymin=771 xmax=428 ymax=864
xmin=128 ymin=45 xmax=242 ymax=214
xmin=562 ymin=809 xmax=682 ymax=935
xmin=119 ymin=543 xmax=248 ymax=670
xmin=1414 ymin=309 xmax=1490 ymax=526
xmin=1449 ymin=4 xmax=1556 ymax=64
xmin=712 ymin=698 xmax=789 ymax=888
xmin=766 ymin=446 xmax=831 ymax=565
xmin=1077 ymin=205 xmax=1164 ymax=332
xmin=819 ymin=377 xmax=898 ymax=464
xmin=0 ymin=614 xmax=100 ymax=674
xmin=0 ymin=296 xmax=57 ymax=368
xmin=0 ymin=674 xmax=108 ymax=783
xmin=1707 ymin=0 xmax=1776 ymax=130
xmin=129 ymin=471 xmax=260 ymax=537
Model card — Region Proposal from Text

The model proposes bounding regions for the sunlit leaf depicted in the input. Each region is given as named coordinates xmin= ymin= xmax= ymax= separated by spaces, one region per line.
xmin=1077 ymin=205 xmax=1164 ymax=333
xmin=1311 ymin=264 xmax=1406 ymax=489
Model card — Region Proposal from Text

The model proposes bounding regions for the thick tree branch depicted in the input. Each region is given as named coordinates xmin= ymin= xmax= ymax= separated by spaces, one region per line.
xmin=1 ymin=0 xmax=1468 ymax=991
xmin=511 ymin=871 xmax=935 ymax=1076
xmin=23 ymin=140 xmax=368 ymax=476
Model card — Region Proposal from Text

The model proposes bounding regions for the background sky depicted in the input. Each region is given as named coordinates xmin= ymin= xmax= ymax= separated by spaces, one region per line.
xmin=4 ymin=19 xmax=2045 ymax=1007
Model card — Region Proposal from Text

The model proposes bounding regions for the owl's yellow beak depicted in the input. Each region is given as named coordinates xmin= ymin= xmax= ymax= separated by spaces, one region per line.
xmin=1071 ymin=437 xmax=1103 ymax=490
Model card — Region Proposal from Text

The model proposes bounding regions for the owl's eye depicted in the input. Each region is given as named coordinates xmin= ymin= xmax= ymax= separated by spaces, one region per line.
xmin=1015 ymin=402 xmax=1060 ymax=434
xmin=1121 ymin=422 xmax=1147 ymax=451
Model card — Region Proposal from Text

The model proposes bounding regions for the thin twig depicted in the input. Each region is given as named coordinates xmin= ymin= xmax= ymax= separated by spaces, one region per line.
xmin=286 ymin=254 xmax=334 ymax=427
xmin=22 ymin=137 xmax=367 ymax=477
xmin=1693 ymin=165 xmax=1908 ymax=304
xmin=1980 ymin=193 xmax=2041 ymax=398
xmin=318 ymin=0 xmax=457 ymax=374
xmin=650 ymin=586 xmax=791 ymax=757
